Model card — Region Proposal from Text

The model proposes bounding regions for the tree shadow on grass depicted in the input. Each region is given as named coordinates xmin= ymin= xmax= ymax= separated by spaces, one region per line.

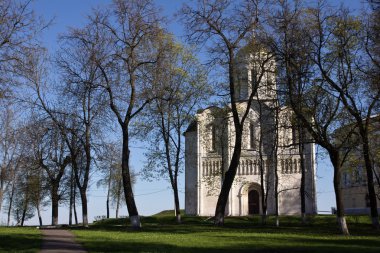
xmin=75 ymin=236 xmax=380 ymax=253
xmin=85 ymin=218 xmax=380 ymax=237
xmin=72 ymin=221 xmax=380 ymax=253
xmin=211 ymin=233 xmax=380 ymax=251
xmin=74 ymin=215 xmax=380 ymax=253
xmin=0 ymin=231 xmax=40 ymax=253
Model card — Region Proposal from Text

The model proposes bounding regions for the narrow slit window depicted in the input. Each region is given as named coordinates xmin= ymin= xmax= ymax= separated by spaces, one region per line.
xmin=292 ymin=124 xmax=298 ymax=146
xmin=266 ymin=71 xmax=273 ymax=96
xmin=211 ymin=125 xmax=216 ymax=151
xmin=250 ymin=122 xmax=256 ymax=150
xmin=251 ymin=66 xmax=258 ymax=90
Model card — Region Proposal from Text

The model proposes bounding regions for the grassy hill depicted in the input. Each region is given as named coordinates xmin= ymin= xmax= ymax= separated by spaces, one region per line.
xmin=72 ymin=213 xmax=380 ymax=253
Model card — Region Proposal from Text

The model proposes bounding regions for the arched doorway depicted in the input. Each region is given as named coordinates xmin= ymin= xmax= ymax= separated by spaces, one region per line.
xmin=248 ymin=189 xmax=260 ymax=215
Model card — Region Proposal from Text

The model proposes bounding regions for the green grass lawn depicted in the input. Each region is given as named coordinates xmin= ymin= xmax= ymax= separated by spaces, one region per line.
xmin=0 ymin=227 xmax=41 ymax=253
xmin=0 ymin=213 xmax=378 ymax=253
xmin=72 ymin=211 xmax=380 ymax=253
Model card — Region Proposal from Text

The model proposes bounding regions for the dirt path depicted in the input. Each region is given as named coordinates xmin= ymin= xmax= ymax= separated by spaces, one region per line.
xmin=40 ymin=229 xmax=87 ymax=253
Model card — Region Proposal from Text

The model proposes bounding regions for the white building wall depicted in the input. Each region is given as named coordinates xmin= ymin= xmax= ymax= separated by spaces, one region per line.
xmin=185 ymin=104 xmax=317 ymax=216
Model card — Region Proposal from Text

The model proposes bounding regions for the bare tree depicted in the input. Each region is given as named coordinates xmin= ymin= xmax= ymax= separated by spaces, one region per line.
xmin=313 ymin=4 xmax=380 ymax=228
xmin=14 ymin=48 xmax=98 ymax=227
xmin=256 ymin=96 xmax=270 ymax=225
xmin=10 ymin=150 xmax=41 ymax=226
xmin=12 ymin=173 xmax=35 ymax=226
xmin=68 ymin=166 xmax=79 ymax=225
xmin=26 ymin=117 xmax=71 ymax=226
xmin=140 ymin=38 xmax=209 ymax=223
xmin=4 ymin=155 xmax=21 ymax=226
xmin=26 ymin=159 xmax=49 ymax=227
xmin=0 ymin=106 xmax=19 ymax=212
xmin=272 ymin=106 xmax=280 ymax=227
xmin=0 ymin=0 xmax=47 ymax=99
xmin=97 ymin=142 xmax=135 ymax=219
xmin=97 ymin=143 xmax=119 ymax=219
xmin=73 ymin=0 xmax=168 ymax=228
xmin=291 ymin=1 xmax=380 ymax=229
xmin=180 ymin=0 xmax=273 ymax=226
xmin=56 ymin=22 xmax=110 ymax=227
xmin=0 ymin=112 xmax=26 ymax=225
xmin=267 ymin=0 xmax=357 ymax=235
xmin=296 ymin=118 xmax=308 ymax=224
xmin=34 ymin=172 xmax=48 ymax=226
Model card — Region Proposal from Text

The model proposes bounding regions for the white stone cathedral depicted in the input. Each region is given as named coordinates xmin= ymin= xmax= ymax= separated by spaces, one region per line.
xmin=184 ymin=50 xmax=317 ymax=216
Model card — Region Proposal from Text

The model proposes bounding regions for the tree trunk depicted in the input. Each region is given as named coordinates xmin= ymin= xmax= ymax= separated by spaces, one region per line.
xmin=71 ymin=150 xmax=90 ymax=227
xmin=116 ymin=178 xmax=121 ymax=219
xmin=337 ymin=216 xmax=349 ymax=235
xmin=69 ymin=195 xmax=73 ymax=226
xmin=360 ymin=132 xmax=379 ymax=229
xmin=214 ymin=127 xmax=243 ymax=226
xmin=69 ymin=168 xmax=74 ymax=226
xmin=73 ymin=185 xmax=78 ymax=225
xmin=274 ymin=160 xmax=279 ymax=227
xmin=7 ymin=180 xmax=16 ymax=226
xmin=116 ymin=200 xmax=120 ymax=219
xmin=106 ymin=169 xmax=111 ymax=219
xmin=299 ymin=126 xmax=306 ymax=225
xmin=273 ymin=106 xmax=280 ymax=227
xmin=106 ymin=196 xmax=110 ymax=219
xmin=79 ymin=189 xmax=88 ymax=227
xmin=173 ymin=184 xmax=181 ymax=223
xmin=7 ymin=194 xmax=14 ymax=226
xmin=260 ymin=159 xmax=267 ymax=225
xmin=163 ymin=125 xmax=181 ymax=224
xmin=330 ymin=150 xmax=349 ymax=235
xmin=122 ymin=127 xmax=140 ymax=229
xmin=258 ymin=101 xmax=267 ymax=226
xmin=0 ymin=160 xmax=6 ymax=212
xmin=0 ymin=189 xmax=3 ymax=212
xmin=36 ymin=204 xmax=43 ymax=226
xmin=21 ymin=202 xmax=28 ymax=226
xmin=51 ymin=185 xmax=59 ymax=226
xmin=214 ymin=52 xmax=249 ymax=226
xmin=115 ymin=203 xmax=119 ymax=219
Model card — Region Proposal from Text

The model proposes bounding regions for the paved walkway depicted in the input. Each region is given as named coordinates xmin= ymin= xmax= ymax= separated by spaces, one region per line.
xmin=40 ymin=229 xmax=87 ymax=253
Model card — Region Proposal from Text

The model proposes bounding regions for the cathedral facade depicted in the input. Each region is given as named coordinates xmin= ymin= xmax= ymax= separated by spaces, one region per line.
xmin=184 ymin=52 xmax=317 ymax=216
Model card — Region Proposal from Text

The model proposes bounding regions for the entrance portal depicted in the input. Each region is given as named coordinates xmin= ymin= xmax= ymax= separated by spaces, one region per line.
xmin=248 ymin=189 xmax=260 ymax=214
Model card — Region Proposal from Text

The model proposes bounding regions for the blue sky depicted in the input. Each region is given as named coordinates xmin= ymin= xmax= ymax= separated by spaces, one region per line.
xmin=4 ymin=0 xmax=364 ymax=225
